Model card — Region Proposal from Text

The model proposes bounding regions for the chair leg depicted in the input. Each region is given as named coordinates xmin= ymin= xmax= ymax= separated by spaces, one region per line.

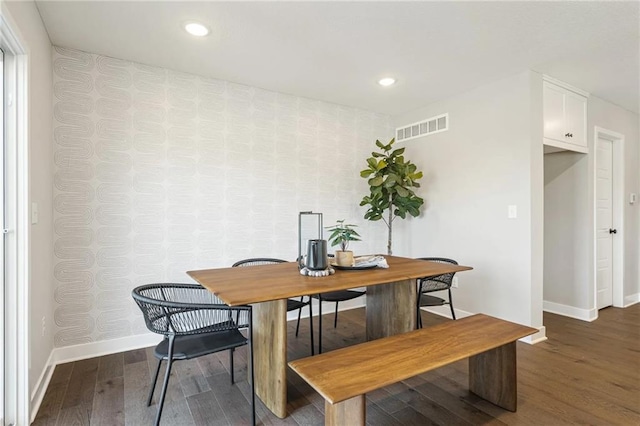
xmin=308 ymin=297 xmax=314 ymax=356
xmin=295 ymin=297 xmax=303 ymax=337
xmin=318 ymin=295 xmax=323 ymax=354
xmin=334 ymin=302 xmax=339 ymax=328
xmin=248 ymin=310 xmax=256 ymax=426
xmin=230 ymin=348 xmax=235 ymax=384
xmin=147 ymin=358 xmax=163 ymax=406
xmin=154 ymin=335 xmax=175 ymax=426
xmin=448 ymin=288 xmax=456 ymax=320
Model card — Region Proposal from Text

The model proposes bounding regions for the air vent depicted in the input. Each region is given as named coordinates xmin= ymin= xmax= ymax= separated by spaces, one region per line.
xmin=396 ymin=113 xmax=448 ymax=142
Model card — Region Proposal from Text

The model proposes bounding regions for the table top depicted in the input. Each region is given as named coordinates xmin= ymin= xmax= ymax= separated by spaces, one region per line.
xmin=187 ymin=255 xmax=472 ymax=306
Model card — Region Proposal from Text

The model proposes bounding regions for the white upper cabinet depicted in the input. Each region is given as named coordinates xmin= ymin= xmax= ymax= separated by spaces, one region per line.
xmin=543 ymin=78 xmax=588 ymax=153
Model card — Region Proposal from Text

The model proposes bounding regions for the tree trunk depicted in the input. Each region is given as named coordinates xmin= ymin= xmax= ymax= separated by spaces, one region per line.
xmin=387 ymin=205 xmax=393 ymax=255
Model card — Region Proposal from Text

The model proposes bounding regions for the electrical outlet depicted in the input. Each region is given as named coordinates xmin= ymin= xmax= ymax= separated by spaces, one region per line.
xmin=451 ymin=277 xmax=459 ymax=288
xmin=41 ymin=316 xmax=46 ymax=337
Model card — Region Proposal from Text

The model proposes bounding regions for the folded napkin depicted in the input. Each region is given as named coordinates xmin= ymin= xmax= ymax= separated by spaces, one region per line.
xmin=353 ymin=255 xmax=389 ymax=268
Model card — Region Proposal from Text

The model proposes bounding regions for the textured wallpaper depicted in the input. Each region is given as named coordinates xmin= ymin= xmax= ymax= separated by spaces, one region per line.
xmin=52 ymin=47 xmax=392 ymax=347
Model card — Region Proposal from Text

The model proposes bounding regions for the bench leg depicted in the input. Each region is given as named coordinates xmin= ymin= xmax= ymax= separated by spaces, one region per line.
xmin=325 ymin=395 xmax=365 ymax=426
xmin=469 ymin=341 xmax=518 ymax=412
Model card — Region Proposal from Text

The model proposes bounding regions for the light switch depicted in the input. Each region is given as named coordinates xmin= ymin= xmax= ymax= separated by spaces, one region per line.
xmin=31 ymin=202 xmax=39 ymax=224
xmin=508 ymin=205 xmax=517 ymax=219
xmin=630 ymin=193 xmax=637 ymax=205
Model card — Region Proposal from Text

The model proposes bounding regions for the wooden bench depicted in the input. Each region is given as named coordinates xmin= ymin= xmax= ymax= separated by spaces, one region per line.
xmin=288 ymin=314 xmax=537 ymax=426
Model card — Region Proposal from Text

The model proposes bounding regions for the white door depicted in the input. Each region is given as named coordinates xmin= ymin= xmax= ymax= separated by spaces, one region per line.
xmin=0 ymin=46 xmax=5 ymax=426
xmin=595 ymin=137 xmax=614 ymax=309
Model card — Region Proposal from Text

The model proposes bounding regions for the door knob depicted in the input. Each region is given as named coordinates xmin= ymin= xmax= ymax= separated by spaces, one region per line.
xmin=609 ymin=228 xmax=617 ymax=234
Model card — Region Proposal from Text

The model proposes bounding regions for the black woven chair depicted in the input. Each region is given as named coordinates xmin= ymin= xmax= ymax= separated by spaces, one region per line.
xmin=310 ymin=289 xmax=365 ymax=353
xmin=132 ymin=283 xmax=255 ymax=426
xmin=232 ymin=258 xmax=315 ymax=355
xmin=416 ymin=257 xmax=459 ymax=328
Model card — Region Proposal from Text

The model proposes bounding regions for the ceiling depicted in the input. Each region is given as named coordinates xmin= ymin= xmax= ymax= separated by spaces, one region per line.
xmin=35 ymin=1 xmax=639 ymax=116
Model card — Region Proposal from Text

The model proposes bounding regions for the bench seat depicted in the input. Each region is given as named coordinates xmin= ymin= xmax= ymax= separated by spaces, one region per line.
xmin=289 ymin=314 xmax=537 ymax=425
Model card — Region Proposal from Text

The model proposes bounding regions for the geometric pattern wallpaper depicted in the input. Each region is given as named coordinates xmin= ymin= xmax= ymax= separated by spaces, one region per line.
xmin=52 ymin=47 xmax=392 ymax=347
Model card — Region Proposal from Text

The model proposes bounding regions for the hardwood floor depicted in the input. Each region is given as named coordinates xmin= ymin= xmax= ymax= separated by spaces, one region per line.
xmin=33 ymin=305 xmax=640 ymax=425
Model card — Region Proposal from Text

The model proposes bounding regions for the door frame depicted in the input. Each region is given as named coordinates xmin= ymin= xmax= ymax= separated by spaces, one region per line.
xmin=1 ymin=10 xmax=31 ymax=425
xmin=593 ymin=126 xmax=624 ymax=310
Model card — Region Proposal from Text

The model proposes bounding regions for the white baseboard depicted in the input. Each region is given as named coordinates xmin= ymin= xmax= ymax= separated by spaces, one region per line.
xmin=623 ymin=293 xmax=640 ymax=307
xmin=52 ymin=332 xmax=163 ymax=366
xmin=424 ymin=306 xmax=547 ymax=344
xmin=543 ymin=300 xmax=597 ymax=322
xmin=423 ymin=305 xmax=474 ymax=319
xmin=520 ymin=326 xmax=547 ymax=345
xmin=30 ymin=351 xmax=56 ymax=423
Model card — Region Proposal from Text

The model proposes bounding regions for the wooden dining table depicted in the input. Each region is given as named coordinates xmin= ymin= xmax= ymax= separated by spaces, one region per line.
xmin=187 ymin=255 xmax=472 ymax=418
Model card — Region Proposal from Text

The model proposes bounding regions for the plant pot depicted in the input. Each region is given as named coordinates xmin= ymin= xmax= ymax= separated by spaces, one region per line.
xmin=335 ymin=250 xmax=354 ymax=267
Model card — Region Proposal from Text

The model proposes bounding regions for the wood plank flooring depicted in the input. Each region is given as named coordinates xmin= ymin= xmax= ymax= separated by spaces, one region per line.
xmin=33 ymin=305 xmax=640 ymax=425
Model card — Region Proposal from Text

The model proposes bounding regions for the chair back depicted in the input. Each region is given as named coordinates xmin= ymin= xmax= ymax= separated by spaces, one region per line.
xmin=416 ymin=258 xmax=458 ymax=292
xmin=232 ymin=258 xmax=287 ymax=267
xmin=132 ymin=283 xmax=250 ymax=336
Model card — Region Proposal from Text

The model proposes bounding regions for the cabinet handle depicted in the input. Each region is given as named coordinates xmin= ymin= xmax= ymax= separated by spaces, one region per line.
xmin=568 ymin=133 xmax=573 ymax=138
xmin=609 ymin=228 xmax=617 ymax=234
xmin=565 ymin=132 xmax=570 ymax=137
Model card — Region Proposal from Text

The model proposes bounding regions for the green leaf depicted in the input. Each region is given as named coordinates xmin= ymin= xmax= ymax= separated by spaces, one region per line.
xmin=396 ymin=186 xmax=409 ymax=197
xmin=366 ymin=157 xmax=377 ymax=168
xmin=360 ymin=169 xmax=374 ymax=178
xmin=375 ymin=139 xmax=385 ymax=149
xmin=376 ymin=160 xmax=387 ymax=170
xmin=384 ymin=174 xmax=398 ymax=187
xmin=391 ymin=148 xmax=405 ymax=157
xmin=369 ymin=176 xmax=384 ymax=186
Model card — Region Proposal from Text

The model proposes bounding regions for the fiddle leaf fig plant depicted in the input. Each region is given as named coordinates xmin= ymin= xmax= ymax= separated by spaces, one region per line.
xmin=360 ymin=138 xmax=424 ymax=255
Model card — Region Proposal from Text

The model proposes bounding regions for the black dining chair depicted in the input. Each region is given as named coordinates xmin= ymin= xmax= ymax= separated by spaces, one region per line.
xmin=232 ymin=258 xmax=316 ymax=355
xmin=294 ymin=254 xmax=366 ymax=353
xmin=132 ymin=283 xmax=255 ymax=426
xmin=415 ymin=257 xmax=459 ymax=328
xmin=310 ymin=289 xmax=365 ymax=353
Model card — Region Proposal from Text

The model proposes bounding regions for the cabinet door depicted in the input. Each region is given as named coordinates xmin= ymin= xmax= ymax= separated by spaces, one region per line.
xmin=543 ymin=83 xmax=566 ymax=142
xmin=564 ymin=92 xmax=587 ymax=147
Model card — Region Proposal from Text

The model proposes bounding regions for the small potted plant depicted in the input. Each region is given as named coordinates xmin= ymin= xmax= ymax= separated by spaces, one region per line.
xmin=326 ymin=219 xmax=361 ymax=266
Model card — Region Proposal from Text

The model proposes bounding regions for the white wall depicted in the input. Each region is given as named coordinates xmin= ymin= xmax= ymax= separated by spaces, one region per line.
xmin=51 ymin=47 xmax=390 ymax=347
xmin=588 ymin=97 xmax=640 ymax=305
xmin=3 ymin=0 xmax=55 ymax=399
xmin=543 ymin=152 xmax=590 ymax=310
xmin=392 ymin=71 xmax=544 ymax=331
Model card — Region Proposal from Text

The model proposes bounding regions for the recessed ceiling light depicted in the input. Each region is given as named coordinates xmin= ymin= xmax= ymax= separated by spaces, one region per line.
xmin=378 ymin=77 xmax=396 ymax=87
xmin=184 ymin=22 xmax=210 ymax=37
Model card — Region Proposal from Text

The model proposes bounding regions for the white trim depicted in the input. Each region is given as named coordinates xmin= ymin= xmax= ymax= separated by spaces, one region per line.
xmin=593 ymin=127 xmax=625 ymax=311
xmin=623 ymin=293 xmax=640 ymax=307
xmin=520 ymin=326 xmax=547 ymax=345
xmin=29 ymin=351 xmax=55 ymax=424
xmin=543 ymin=300 xmax=598 ymax=322
xmin=1 ymin=10 xmax=31 ymax=426
xmin=423 ymin=305 xmax=474 ymax=320
xmin=542 ymin=74 xmax=590 ymax=97
xmin=52 ymin=333 xmax=163 ymax=365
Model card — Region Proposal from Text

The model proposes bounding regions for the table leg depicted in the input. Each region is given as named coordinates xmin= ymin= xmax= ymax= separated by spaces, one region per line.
xmin=252 ymin=299 xmax=288 ymax=418
xmin=469 ymin=341 xmax=518 ymax=411
xmin=365 ymin=279 xmax=416 ymax=340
